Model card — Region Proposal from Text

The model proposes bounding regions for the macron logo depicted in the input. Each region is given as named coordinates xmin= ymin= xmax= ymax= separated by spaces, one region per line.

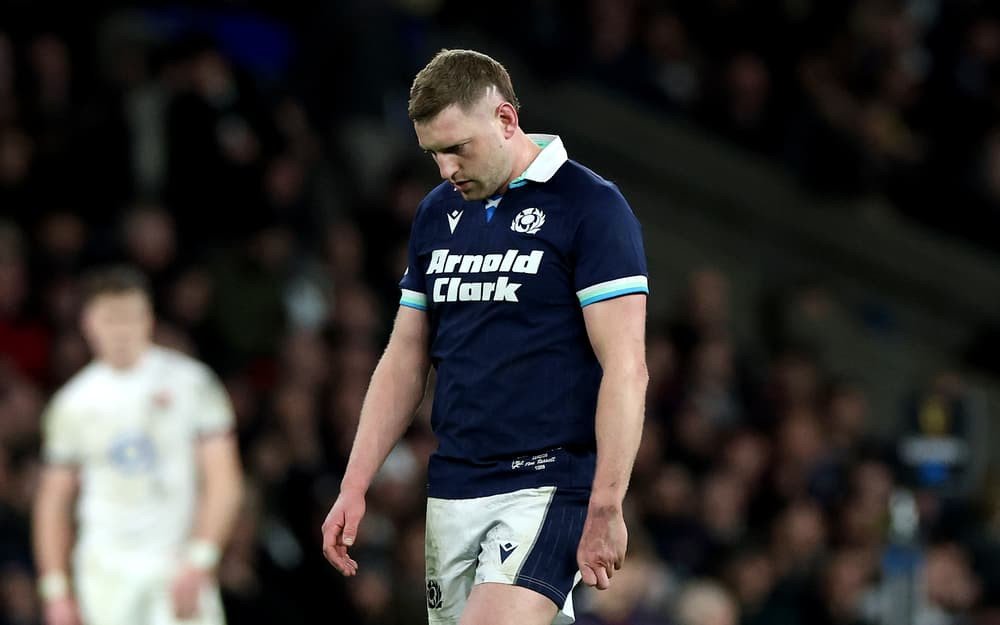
xmin=499 ymin=542 xmax=518 ymax=564
xmin=448 ymin=210 xmax=463 ymax=234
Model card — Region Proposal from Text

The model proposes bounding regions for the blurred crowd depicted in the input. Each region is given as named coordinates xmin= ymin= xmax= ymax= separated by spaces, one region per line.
xmin=457 ymin=0 xmax=1000 ymax=252
xmin=1 ymin=1 xmax=1000 ymax=625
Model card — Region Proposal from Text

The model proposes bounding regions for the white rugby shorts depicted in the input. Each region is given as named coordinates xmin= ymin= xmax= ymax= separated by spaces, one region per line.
xmin=424 ymin=485 xmax=588 ymax=624
xmin=73 ymin=548 xmax=225 ymax=625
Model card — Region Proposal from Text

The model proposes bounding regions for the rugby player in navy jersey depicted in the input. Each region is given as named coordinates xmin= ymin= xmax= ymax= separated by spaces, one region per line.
xmin=322 ymin=49 xmax=649 ymax=625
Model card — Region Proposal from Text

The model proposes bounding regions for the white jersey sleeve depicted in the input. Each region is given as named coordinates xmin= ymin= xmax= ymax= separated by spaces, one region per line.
xmin=42 ymin=392 xmax=84 ymax=466
xmin=193 ymin=368 xmax=235 ymax=436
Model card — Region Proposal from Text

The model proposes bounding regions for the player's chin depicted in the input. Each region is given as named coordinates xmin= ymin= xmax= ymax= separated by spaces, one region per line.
xmin=456 ymin=183 xmax=487 ymax=201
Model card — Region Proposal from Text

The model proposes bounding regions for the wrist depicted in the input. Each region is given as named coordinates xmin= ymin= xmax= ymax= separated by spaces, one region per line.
xmin=38 ymin=571 xmax=70 ymax=602
xmin=184 ymin=539 xmax=221 ymax=571
xmin=339 ymin=476 xmax=370 ymax=496
xmin=588 ymin=488 xmax=625 ymax=511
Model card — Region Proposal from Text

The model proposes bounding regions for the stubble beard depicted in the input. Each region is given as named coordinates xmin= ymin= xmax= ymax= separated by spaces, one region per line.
xmin=459 ymin=181 xmax=495 ymax=201
xmin=455 ymin=146 xmax=513 ymax=201
xmin=463 ymin=163 xmax=509 ymax=201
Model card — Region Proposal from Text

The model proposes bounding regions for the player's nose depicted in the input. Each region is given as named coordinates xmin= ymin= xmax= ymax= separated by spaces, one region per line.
xmin=437 ymin=156 xmax=459 ymax=182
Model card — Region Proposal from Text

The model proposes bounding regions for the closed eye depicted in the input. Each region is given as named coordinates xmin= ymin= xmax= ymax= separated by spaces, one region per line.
xmin=423 ymin=142 xmax=469 ymax=157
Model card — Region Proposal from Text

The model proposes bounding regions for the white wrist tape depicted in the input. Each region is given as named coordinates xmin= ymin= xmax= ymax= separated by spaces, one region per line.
xmin=185 ymin=539 xmax=221 ymax=570
xmin=38 ymin=571 xmax=69 ymax=601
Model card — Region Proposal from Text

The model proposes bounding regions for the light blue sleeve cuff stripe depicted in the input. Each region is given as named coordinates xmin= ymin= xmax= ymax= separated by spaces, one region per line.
xmin=400 ymin=289 xmax=427 ymax=310
xmin=580 ymin=286 xmax=649 ymax=307
xmin=576 ymin=276 xmax=648 ymax=306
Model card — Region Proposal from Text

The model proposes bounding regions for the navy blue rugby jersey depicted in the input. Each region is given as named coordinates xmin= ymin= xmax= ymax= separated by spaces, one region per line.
xmin=399 ymin=135 xmax=648 ymax=498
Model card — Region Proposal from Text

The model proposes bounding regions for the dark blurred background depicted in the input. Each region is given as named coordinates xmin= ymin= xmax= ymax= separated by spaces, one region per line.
xmin=3 ymin=1 xmax=1000 ymax=624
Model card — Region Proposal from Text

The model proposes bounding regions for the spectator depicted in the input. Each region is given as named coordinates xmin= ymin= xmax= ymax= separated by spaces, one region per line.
xmin=0 ymin=223 xmax=50 ymax=383
xmin=673 ymin=580 xmax=740 ymax=625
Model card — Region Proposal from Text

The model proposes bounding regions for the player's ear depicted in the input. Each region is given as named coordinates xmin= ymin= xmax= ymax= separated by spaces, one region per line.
xmin=496 ymin=101 xmax=518 ymax=139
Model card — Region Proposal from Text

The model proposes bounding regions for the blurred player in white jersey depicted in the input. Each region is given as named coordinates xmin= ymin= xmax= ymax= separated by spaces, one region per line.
xmin=32 ymin=266 xmax=243 ymax=625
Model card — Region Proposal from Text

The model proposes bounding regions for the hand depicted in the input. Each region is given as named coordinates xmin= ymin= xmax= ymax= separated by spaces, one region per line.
xmin=576 ymin=502 xmax=627 ymax=590
xmin=170 ymin=565 xmax=210 ymax=620
xmin=321 ymin=489 xmax=366 ymax=576
xmin=44 ymin=597 xmax=81 ymax=625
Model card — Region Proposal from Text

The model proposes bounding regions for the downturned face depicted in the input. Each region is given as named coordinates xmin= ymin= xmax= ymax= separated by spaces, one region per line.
xmin=415 ymin=96 xmax=515 ymax=201
xmin=82 ymin=291 xmax=153 ymax=369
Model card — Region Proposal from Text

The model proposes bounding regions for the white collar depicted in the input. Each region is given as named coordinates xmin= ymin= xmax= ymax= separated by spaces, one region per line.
xmin=512 ymin=134 xmax=567 ymax=185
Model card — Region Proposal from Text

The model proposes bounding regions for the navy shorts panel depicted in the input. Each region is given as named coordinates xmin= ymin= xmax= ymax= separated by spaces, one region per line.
xmin=514 ymin=487 xmax=588 ymax=607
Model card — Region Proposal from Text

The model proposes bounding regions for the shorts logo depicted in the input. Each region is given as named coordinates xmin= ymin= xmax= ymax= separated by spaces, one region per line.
xmin=499 ymin=542 xmax=518 ymax=564
xmin=426 ymin=579 xmax=443 ymax=609
xmin=511 ymin=208 xmax=545 ymax=235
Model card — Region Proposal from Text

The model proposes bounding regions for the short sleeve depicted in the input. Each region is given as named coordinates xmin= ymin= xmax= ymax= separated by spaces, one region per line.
xmin=573 ymin=185 xmax=649 ymax=307
xmin=398 ymin=207 xmax=428 ymax=311
xmin=195 ymin=370 xmax=235 ymax=436
xmin=42 ymin=397 xmax=81 ymax=465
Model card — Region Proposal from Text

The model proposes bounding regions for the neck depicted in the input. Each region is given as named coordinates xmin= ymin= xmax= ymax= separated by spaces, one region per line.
xmin=102 ymin=345 xmax=152 ymax=371
xmin=501 ymin=130 xmax=542 ymax=193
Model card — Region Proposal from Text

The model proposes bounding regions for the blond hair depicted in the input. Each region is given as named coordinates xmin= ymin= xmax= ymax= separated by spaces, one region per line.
xmin=408 ymin=49 xmax=520 ymax=123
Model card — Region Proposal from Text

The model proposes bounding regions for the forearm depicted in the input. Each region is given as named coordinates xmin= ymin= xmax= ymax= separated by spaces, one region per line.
xmin=192 ymin=472 xmax=242 ymax=546
xmin=590 ymin=363 xmax=648 ymax=507
xmin=341 ymin=345 xmax=429 ymax=494
xmin=33 ymin=468 xmax=78 ymax=603
xmin=187 ymin=434 xmax=243 ymax=571
xmin=33 ymin=493 xmax=74 ymax=575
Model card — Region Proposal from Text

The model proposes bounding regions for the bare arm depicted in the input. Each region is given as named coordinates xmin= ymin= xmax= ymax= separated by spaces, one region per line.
xmin=32 ymin=465 xmax=78 ymax=579
xmin=322 ymin=306 xmax=431 ymax=574
xmin=584 ymin=293 xmax=648 ymax=505
xmin=191 ymin=433 xmax=243 ymax=550
xmin=577 ymin=293 xmax=648 ymax=589
xmin=171 ymin=424 xmax=243 ymax=620
xmin=33 ymin=465 xmax=84 ymax=624
xmin=340 ymin=306 xmax=432 ymax=495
